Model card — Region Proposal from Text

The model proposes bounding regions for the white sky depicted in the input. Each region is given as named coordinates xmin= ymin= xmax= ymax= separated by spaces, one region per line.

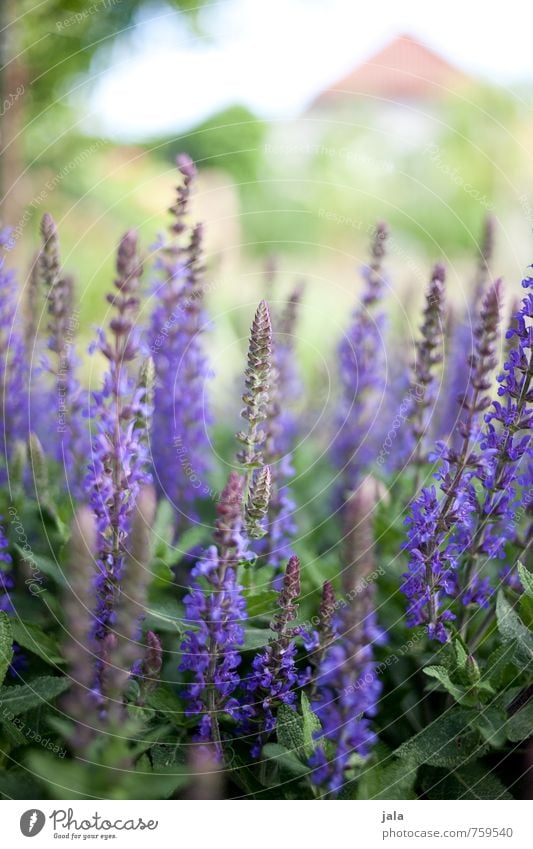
xmin=91 ymin=0 xmax=533 ymax=139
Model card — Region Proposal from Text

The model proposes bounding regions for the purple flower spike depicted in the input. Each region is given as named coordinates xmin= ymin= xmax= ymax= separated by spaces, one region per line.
xmin=310 ymin=589 xmax=385 ymax=795
xmin=259 ymin=283 xmax=304 ymax=570
xmin=180 ymin=471 xmax=250 ymax=758
xmin=469 ymin=272 xmax=533 ymax=584
xmin=333 ymin=222 xmax=388 ymax=498
xmin=39 ymin=214 xmax=87 ymax=491
xmin=237 ymin=300 xmax=273 ymax=471
xmin=246 ymin=555 xmax=308 ymax=752
xmin=0 ymin=228 xmax=27 ymax=477
xmin=85 ymin=231 xmax=153 ymax=684
xmin=401 ymin=281 xmax=503 ymax=641
xmin=437 ymin=216 xmax=496 ymax=441
xmin=409 ymin=263 xmax=446 ymax=469
xmin=0 ymin=518 xmax=14 ymax=615
xmin=149 ymin=157 xmax=212 ymax=532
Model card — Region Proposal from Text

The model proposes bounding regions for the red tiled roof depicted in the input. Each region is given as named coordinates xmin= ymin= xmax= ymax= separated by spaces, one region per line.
xmin=313 ymin=34 xmax=471 ymax=106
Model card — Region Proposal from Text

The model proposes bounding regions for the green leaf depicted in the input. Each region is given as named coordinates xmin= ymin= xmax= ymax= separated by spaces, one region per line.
xmin=423 ymin=665 xmax=472 ymax=704
xmin=262 ymin=743 xmax=310 ymax=777
xmin=13 ymin=545 xmax=65 ymax=587
xmin=242 ymin=627 xmax=275 ymax=651
xmin=1 ymin=718 xmax=28 ymax=748
xmin=474 ymin=705 xmax=508 ymax=747
xmin=424 ymin=763 xmax=513 ymax=800
xmin=0 ymin=770 xmax=43 ymax=800
xmin=0 ymin=676 xmax=69 ymax=716
xmin=9 ymin=620 xmax=64 ymax=666
xmin=453 ymin=637 xmax=468 ymax=671
xmin=0 ymin=612 xmax=13 ymax=686
xmin=126 ymin=766 xmax=190 ymax=800
xmin=146 ymin=686 xmax=184 ymax=724
xmin=520 ymin=594 xmax=533 ymax=628
xmin=144 ymin=599 xmax=185 ymax=633
xmin=152 ymin=499 xmax=176 ymax=555
xmin=485 ymin=641 xmax=517 ymax=688
xmin=506 ymin=701 xmax=533 ymax=742
xmin=151 ymin=741 xmax=187 ymax=769
xmin=301 ymin=692 xmax=321 ymax=758
xmin=517 ymin=562 xmax=533 ymax=598
xmin=496 ymin=591 xmax=533 ymax=670
xmin=242 ymin=590 xmax=278 ymax=618
xmin=394 ymin=708 xmax=486 ymax=768
xmin=277 ymin=705 xmax=304 ymax=754
xmin=357 ymin=757 xmax=418 ymax=800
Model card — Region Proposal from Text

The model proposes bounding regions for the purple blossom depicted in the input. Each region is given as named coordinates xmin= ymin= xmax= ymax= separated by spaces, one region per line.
xmin=0 ymin=517 xmax=27 ymax=677
xmin=148 ymin=156 xmax=212 ymax=531
xmin=63 ymin=489 xmax=156 ymax=746
xmin=237 ymin=299 xmax=273 ymax=473
xmin=333 ymin=222 xmax=388 ymax=497
xmin=0 ymin=228 xmax=27 ymax=478
xmin=245 ymin=464 xmax=271 ymax=540
xmin=408 ymin=263 xmax=446 ymax=471
xmin=245 ymin=555 xmax=307 ymax=752
xmin=259 ymin=285 xmax=304 ymax=569
xmin=39 ymin=214 xmax=87 ymax=491
xmin=85 ymin=231 xmax=153 ymax=690
xmin=136 ymin=630 xmax=163 ymax=704
xmin=310 ymin=592 xmax=385 ymax=795
xmin=401 ymin=282 xmax=503 ymax=641
xmin=437 ymin=216 xmax=495 ymax=441
xmin=180 ymin=472 xmax=250 ymax=757
xmin=0 ymin=518 xmax=13 ymax=614
xmin=469 ymin=272 xmax=533 ymax=584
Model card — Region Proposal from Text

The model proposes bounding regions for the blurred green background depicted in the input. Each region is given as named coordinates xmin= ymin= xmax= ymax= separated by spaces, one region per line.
xmin=2 ymin=0 xmax=533 ymax=372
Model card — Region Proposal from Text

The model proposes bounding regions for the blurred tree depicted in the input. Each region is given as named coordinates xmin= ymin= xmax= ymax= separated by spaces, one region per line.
xmin=0 ymin=0 xmax=199 ymax=218
xmin=151 ymin=104 xmax=266 ymax=183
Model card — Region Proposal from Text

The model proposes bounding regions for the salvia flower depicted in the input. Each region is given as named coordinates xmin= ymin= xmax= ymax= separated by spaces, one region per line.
xmin=467 ymin=272 xmax=533 ymax=585
xmin=342 ymin=476 xmax=384 ymax=596
xmin=408 ymin=263 xmax=446 ymax=470
xmin=39 ymin=214 xmax=87 ymax=490
xmin=64 ymin=488 xmax=157 ymax=749
xmin=317 ymin=580 xmax=336 ymax=649
xmin=437 ymin=216 xmax=496 ymax=440
xmin=0 ymin=228 xmax=27 ymax=477
xmin=149 ymin=156 xmax=212 ymax=532
xmin=62 ymin=506 xmax=100 ymax=753
xmin=0 ymin=518 xmax=13 ymax=614
xmin=333 ymin=222 xmax=388 ymax=498
xmin=136 ymin=630 xmax=163 ymax=705
xmin=85 ymin=231 xmax=153 ymax=684
xmin=310 ymin=478 xmax=385 ymax=793
xmin=104 ymin=485 xmax=157 ymax=722
xmin=246 ymin=555 xmax=306 ymax=751
xmin=236 ymin=300 xmax=273 ymax=471
xmin=309 ymin=591 xmax=384 ymax=795
xmin=245 ymin=464 xmax=271 ymax=539
xmin=259 ymin=284 xmax=304 ymax=569
xmin=401 ymin=282 xmax=503 ymax=641
xmin=179 ymin=471 xmax=250 ymax=757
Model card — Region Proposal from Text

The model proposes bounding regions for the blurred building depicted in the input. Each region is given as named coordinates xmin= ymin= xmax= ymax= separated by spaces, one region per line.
xmin=306 ymin=34 xmax=473 ymax=148
xmin=311 ymin=33 xmax=471 ymax=110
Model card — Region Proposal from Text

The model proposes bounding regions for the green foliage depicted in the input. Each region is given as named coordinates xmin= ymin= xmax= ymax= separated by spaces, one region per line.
xmin=0 ymin=614 xmax=13 ymax=686
xmin=496 ymin=591 xmax=533 ymax=670
xmin=155 ymin=105 xmax=266 ymax=184
xmin=0 ymin=676 xmax=69 ymax=716
xmin=355 ymin=752 xmax=418 ymax=800
xmin=394 ymin=708 xmax=487 ymax=769
xmin=421 ymin=763 xmax=513 ymax=800
xmin=505 ymin=702 xmax=533 ymax=742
